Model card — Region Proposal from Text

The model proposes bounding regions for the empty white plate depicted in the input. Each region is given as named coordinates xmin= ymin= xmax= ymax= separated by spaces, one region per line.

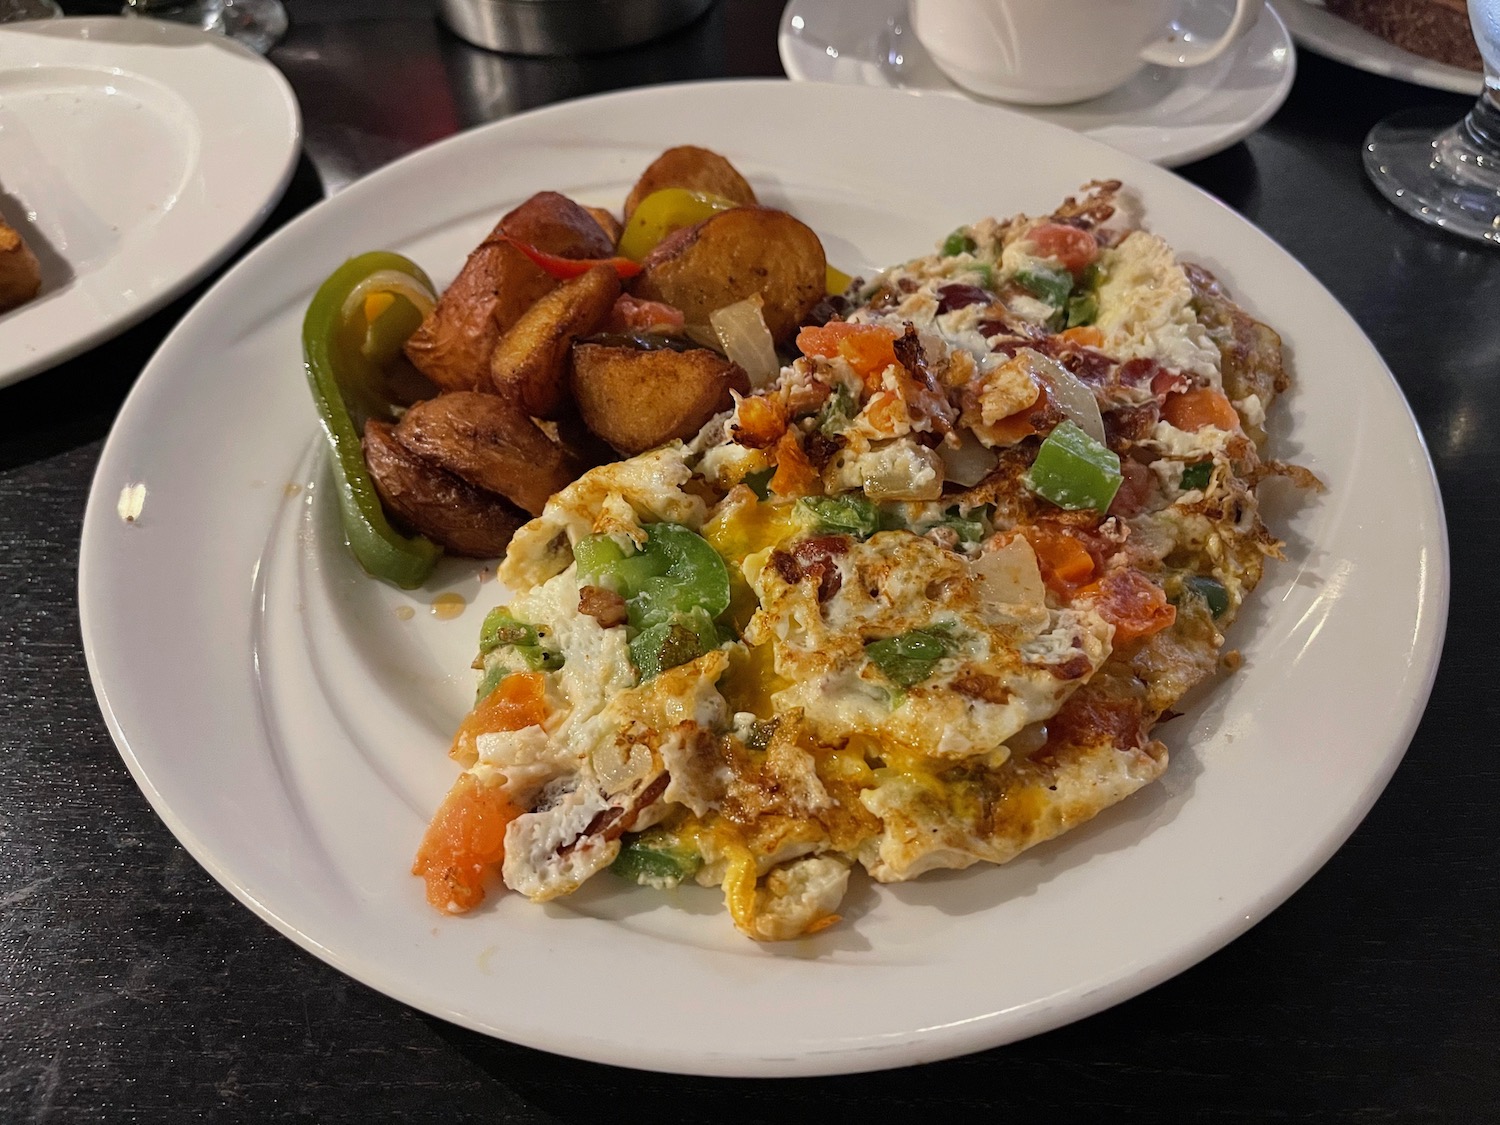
xmin=0 ymin=17 xmax=300 ymax=387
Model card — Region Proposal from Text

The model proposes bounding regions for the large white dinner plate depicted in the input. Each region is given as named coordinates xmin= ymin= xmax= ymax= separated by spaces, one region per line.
xmin=779 ymin=0 xmax=1297 ymax=168
xmin=1274 ymin=0 xmax=1484 ymax=95
xmin=79 ymin=80 xmax=1447 ymax=1077
xmin=0 ymin=17 xmax=300 ymax=387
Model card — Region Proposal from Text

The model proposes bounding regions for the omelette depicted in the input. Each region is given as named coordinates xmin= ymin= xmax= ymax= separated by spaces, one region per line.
xmin=412 ymin=181 xmax=1309 ymax=940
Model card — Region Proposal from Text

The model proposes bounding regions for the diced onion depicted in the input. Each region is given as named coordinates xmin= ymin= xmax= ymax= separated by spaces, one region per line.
xmin=1027 ymin=349 xmax=1105 ymax=444
xmin=937 ymin=428 xmax=999 ymax=487
xmin=339 ymin=269 xmax=437 ymax=323
xmin=710 ymin=295 xmax=781 ymax=389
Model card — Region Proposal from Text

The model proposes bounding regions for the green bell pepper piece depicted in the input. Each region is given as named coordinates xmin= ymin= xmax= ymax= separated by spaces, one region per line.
xmin=629 ymin=607 xmax=721 ymax=680
xmin=798 ymin=495 xmax=879 ymax=539
xmin=1180 ymin=460 xmax=1214 ymax=492
xmin=478 ymin=607 xmax=564 ymax=672
xmin=1014 ymin=262 xmax=1074 ymax=308
xmin=1027 ymin=421 xmax=1123 ymax=513
xmin=612 ymin=832 xmax=703 ymax=886
xmin=1065 ymin=292 xmax=1098 ymax=328
xmin=1183 ymin=575 xmax=1230 ymax=618
xmin=303 ymin=251 xmax=443 ymax=589
xmin=866 ymin=626 xmax=956 ymax=689
xmin=942 ymin=230 xmax=978 ymax=257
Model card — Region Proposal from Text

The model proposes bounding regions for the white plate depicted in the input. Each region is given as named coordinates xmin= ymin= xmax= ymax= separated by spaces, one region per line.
xmin=1273 ymin=0 xmax=1483 ymax=95
xmin=0 ymin=17 xmax=300 ymax=388
xmin=79 ymin=80 xmax=1447 ymax=1078
xmin=778 ymin=0 xmax=1296 ymax=167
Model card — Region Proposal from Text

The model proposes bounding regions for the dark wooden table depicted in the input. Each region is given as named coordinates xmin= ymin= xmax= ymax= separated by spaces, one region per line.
xmin=3 ymin=1 xmax=1497 ymax=1119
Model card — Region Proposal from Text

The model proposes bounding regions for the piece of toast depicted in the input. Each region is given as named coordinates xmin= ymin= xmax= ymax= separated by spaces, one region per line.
xmin=1323 ymin=0 xmax=1482 ymax=71
xmin=0 ymin=216 xmax=41 ymax=312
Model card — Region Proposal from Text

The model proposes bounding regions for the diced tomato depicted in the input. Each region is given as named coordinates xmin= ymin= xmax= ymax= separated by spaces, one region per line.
xmin=1019 ymin=524 xmax=1097 ymax=594
xmin=1079 ymin=568 xmax=1176 ymax=646
xmin=796 ymin=321 xmax=900 ymax=384
xmin=1162 ymin=387 xmax=1240 ymax=432
xmin=1057 ymin=325 xmax=1104 ymax=348
xmin=1026 ymin=222 xmax=1099 ymax=276
xmin=450 ymin=670 xmax=548 ymax=766
xmin=1107 ymin=459 xmax=1152 ymax=519
xmin=768 ymin=430 xmax=821 ymax=497
xmin=1150 ymin=368 xmax=1193 ymax=400
xmin=412 ymin=773 xmax=523 ymax=913
xmin=604 ymin=294 xmax=685 ymax=333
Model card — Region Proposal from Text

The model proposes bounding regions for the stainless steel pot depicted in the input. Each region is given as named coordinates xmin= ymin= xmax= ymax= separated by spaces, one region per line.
xmin=437 ymin=0 xmax=716 ymax=56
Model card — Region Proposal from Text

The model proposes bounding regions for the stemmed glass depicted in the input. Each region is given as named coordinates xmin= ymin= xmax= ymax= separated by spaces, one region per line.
xmin=1363 ymin=0 xmax=1500 ymax=245
xmin=121 ymin=0 xmax=287 ymax=55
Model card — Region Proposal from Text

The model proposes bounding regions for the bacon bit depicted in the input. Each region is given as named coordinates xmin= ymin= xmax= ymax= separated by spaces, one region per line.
xmin=1079 ymin=568 xmax=1176 ymax=646
xmin=1146 ymin=364 xmax=1191 ymax=400
xmin=951 ymin=670 xmax=1014 ymax=703
xmin=936 ymin=283 xmax=994 ymax=314
xmin=770 ymin=534 xmax=849 ymax=601
xmin=1107 ymin=459 xmax=1153 ymax=519
xmin=560 ymin=772 xmax=672 ymax=856
xmin=802 ymin=428 xmax=845 ymax=471
xmin=730 ymin=394 xmax=787 ymax=449
xmin=604 ymin=294 xmax=685 ymax=333
xmin=578 ymin=585 xmax=628 ymax=627
xmin=1104 ymin=403 xmax=1159 ymax=445
xmin=768 ymin=430 xmax=821 ymax=497
xmin=893 ymin=324 xmax=956 ymax=435
xmin=1044 ymin=685 xmax=1147 ymax=755
xmin=412 ymin=773 xmax=523 ymax=913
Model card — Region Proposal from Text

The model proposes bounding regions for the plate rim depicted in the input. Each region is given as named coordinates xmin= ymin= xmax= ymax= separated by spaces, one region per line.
xmin=0 ymin=15 xmax=302 ymax=388
xmin=776 ymin=0 xmax=1298 ymax=168
xmin=1272 ymin=0 xmax=1485 ymax=95
xmin=78 ymin=77 xmax=1451 ymax=1076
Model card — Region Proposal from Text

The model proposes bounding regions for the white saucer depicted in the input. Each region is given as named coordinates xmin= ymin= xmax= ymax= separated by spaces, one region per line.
xmin=778 ymin=0 xmax=1296 ymax=167
xmin=0 ymin=17 xmax=301 ymax=389
xmin=1273 ymin=0 xmax=1482 ymax=96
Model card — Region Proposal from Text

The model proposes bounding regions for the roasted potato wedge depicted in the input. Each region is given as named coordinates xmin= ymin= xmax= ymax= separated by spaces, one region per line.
xmin=631 ymin=207 xmax=826 ymax=344
xmin=0 ymin=218 xmax=40 ymax=312
xmin=623 ymin=145 xmax=757 ymax=221
xmin=402 ymin=230 xmax=553 ymax=393
xmin=490 ymin=263 xmax=620 ymax=418
xmin=570 ymin=343 xmax=749 ymax=456
xmin=501 ymin=191 xmax=616 ymax=260
xmin=363 ymin=419 xmax=526 ymax=557
xmin=394 ymin=391 xmax=581 ymax=517
xmin=402 ymin=192 xmax=614 ymax=393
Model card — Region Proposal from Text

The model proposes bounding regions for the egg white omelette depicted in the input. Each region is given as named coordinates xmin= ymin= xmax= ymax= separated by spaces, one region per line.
xmin=413 ymin=182 xmax=1312 ymax=940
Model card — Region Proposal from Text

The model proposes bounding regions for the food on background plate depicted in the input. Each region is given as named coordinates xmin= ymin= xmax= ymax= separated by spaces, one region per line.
xmin=0 ymin=215 xmax=41 ymax=313
xmin=1323 ymin=0 xmax=1482 ymax=70
xmin=302 ymin=146 xmax=821 ymax=586
xmin=408 ymin=175 xmax=1320 ymax=940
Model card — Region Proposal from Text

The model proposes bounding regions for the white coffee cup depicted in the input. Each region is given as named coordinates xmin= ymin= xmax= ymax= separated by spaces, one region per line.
xmin=908 ymin=0 xmax=1265 ymax=106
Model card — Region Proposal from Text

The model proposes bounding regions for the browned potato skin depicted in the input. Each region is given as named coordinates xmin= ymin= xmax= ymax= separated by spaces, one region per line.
xmin=570 ymin=343 xmax=750 ymax=456
xmin=394 ymin=391 xmax=581 ymax=517
xmin=0 ymin=219 xmax=41 ymax=313
xmin=401 ymin=233 xmax=551 ymax=393
xmin=584 ymin=206 xmax=623 ymax=248
xmin=490 ymin=263 xmax=620 ymax=419
xmin=502 ymin=191 xmax=615 ymax=260
xmin=402 ymin=192 xmax=616 ymax=393
xmin=631 ymin=207 xmax=826 ymax=344
xmin=362 ymin=419 xmax=526 ymax=557
xmin=623 ymin=146 xmax=757 ymax=222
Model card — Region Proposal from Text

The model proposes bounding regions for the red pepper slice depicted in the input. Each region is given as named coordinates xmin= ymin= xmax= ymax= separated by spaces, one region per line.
xmin=506 ymin=236 xmax=642 ymax=281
